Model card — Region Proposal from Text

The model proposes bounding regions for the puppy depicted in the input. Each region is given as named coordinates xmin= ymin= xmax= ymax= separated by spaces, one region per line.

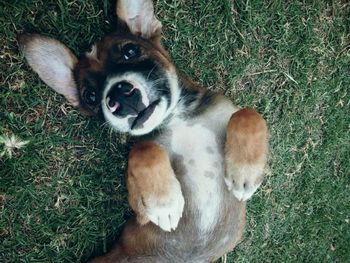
xmin=19 ymin=0 xmax=268 ymax=262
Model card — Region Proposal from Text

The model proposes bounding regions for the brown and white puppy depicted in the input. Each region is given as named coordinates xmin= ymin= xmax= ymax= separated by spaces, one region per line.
xmin=19 ymin=0 xmax=268 ymax=262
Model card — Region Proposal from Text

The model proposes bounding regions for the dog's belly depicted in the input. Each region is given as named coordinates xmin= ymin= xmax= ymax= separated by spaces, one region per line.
xmin=169 ymin=120 xmax=224 ymax=233
xmin=151 ymin=99 xmax=245 ymax=261
xmin=157 ymin=118 xmax=245 ymax=261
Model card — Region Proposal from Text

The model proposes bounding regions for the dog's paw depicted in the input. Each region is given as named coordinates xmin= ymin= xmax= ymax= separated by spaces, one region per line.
xmin=224 ymin=166 xmax=262 ymax=201
xmin=224 ymin=108 xmax=268 ymax=201
xmin=127 ymin=141 xmax=185 ymax=232
xmin=144 ymin=177 xmax=185 ymax=232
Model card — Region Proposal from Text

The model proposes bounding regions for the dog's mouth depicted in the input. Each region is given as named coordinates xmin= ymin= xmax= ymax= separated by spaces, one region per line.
xmin=131 ymin=99 xmax=160 ymax=130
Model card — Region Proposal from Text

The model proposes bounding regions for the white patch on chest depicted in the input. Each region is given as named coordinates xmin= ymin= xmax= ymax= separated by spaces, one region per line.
xmin=170 ymin=120 xmax=222 ymax=232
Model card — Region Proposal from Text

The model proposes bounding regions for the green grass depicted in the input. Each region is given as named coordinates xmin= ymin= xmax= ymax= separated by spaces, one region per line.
xmin=1 ymin=0 xmax=349 ymax=262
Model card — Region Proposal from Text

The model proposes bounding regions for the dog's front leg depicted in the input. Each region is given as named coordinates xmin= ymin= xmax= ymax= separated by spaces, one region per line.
xmin=127 ymin=141 xmax=184 ymax=232
xmin=224 ymin=108 xmax=268 ymax=201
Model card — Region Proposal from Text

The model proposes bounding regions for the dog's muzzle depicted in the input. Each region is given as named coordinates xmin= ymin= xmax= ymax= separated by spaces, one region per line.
xmin=105 ymin=80 xmax=161 ymax=130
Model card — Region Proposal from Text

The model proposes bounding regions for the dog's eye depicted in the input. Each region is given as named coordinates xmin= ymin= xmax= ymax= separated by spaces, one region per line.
xmin=84 ymin=89 xmax=98 ymax=105
xmin=121 ymin=43 xmax=140 ymax=60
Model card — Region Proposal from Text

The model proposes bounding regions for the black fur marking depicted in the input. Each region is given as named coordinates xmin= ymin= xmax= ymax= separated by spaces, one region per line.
xmin=181 ymin=88 xmax=200 ymax=107
xmin=192 ymin=91 xmax=216 ymax=116
xmin=74 ymin=70 xmax=106 ymax=115
xmin=106 ymin=58 xmax=157 ymax=75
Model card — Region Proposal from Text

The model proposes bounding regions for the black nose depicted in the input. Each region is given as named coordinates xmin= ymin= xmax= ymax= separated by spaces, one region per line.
xmin=106 ymin=81 xmax=145 ymax=116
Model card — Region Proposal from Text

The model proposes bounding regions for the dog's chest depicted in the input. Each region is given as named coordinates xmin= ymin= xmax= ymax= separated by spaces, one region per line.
xmin=167 ymin=119 xmax=225 ymax=232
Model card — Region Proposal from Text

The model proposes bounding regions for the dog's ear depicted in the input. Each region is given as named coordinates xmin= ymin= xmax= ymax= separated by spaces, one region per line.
xmin=18 ymin=34 xmax=80 ymax=106
xmin=116 ymin=0 xmax=162 ymax=39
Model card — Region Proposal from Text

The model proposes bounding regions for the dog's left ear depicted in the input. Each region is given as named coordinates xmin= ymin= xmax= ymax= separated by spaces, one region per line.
xmin=116 ymin=0 xmax=162 ymax=40
xmin=18 ymin=34 xmax=80 ymax=106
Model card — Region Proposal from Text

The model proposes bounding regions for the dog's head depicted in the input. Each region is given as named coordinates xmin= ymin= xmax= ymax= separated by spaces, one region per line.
xmin=19 ymin=0 xmax=181 ymax=135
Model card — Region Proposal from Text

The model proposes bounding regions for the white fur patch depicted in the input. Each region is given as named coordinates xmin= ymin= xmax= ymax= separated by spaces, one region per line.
xmin=225 ymin=164 xmax=264 ymax=201
xmin=145 ymin=176 xmax=185 ymax=232
xmin=231 ymin=183 xmax=260 ymax=202
xmin=165 ymin=69 xmax=181 ymax=116
xmin=132 ymin=98 xmax=168 ymax=136
xmin=170 ymin=120 xmax=221 ymax=232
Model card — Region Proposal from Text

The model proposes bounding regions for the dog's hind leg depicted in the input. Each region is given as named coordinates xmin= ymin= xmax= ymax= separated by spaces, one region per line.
xmin=224 ymin=108 xmax=268 ymax=201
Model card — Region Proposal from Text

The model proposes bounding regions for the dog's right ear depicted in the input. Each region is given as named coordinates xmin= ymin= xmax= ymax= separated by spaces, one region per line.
xmin=18 ymin=34 xmax=80 ymax=106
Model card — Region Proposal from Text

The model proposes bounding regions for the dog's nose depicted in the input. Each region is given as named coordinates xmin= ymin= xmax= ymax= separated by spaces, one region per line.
xmin=106 ymin=81 xmax=143 ymax=116
xmin=106 ymin=81 xmax=134 ymax=113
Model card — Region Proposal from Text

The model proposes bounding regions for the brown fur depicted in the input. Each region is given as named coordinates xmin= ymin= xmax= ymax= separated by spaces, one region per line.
xmin=226 ymin=108 xmax=268 ymax=165
xmin=127 ymin=141 xmax=176 ymax=225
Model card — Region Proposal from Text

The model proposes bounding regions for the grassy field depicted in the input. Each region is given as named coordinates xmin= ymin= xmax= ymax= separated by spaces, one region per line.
xmin=1 ymin=0 xmax=349 ymax=262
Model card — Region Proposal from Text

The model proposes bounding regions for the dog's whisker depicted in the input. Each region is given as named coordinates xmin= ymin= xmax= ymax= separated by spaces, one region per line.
xmin=146 ymin=65 xmax=158 ymax=80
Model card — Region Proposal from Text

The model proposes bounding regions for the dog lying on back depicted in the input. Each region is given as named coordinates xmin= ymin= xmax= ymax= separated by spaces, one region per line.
xmin=19 ymin=0 xmax=268 ymax=262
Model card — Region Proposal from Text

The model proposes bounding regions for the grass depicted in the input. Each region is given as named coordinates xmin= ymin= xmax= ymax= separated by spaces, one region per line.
xmin=0 ymin=0 xmax=349 ymax=262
